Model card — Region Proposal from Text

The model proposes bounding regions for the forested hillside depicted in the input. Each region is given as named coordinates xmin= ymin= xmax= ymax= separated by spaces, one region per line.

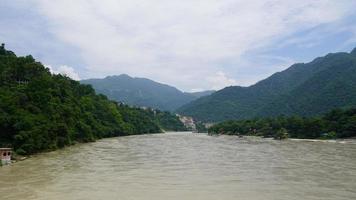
xmin=177 ymin=48 xmax=356 ymax=122
xmin=0 ymin=44 xmax=184 ymax=155
xmin=81 ymin=75 xmax=214 ymax=111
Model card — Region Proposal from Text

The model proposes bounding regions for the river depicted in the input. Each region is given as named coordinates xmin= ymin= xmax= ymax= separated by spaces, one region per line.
xmin=1 ymin=132 xmax=356 ymax=200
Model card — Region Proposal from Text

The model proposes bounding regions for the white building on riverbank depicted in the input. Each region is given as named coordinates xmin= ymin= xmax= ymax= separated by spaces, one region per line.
xmin=0 ymin=148 xmax=12 ymax=165
xmin=177 ymin=115 xmax=196 ymax=130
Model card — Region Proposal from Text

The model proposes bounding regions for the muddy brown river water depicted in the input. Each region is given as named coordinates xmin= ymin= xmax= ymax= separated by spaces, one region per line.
xmin=1 ymin=132 xmax=356 ymax=200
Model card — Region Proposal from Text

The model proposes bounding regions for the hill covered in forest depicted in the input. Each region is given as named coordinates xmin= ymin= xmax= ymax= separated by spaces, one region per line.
xmin=81 ymin=75 xmax=214 ymax=111
xmin=0 ymin=44 xmax=185 ymax=155
xmin=177 ymin=48 xmax=356 ymax=122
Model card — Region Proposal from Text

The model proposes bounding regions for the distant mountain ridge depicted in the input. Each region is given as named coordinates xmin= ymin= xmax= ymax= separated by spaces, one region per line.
xmin=177 ymin=47 xmax=356 ymax=122
xmin=81 ymin=74 xmax=214 ymax=111
xmin=187 ymin=90 xmax=216 ymax=98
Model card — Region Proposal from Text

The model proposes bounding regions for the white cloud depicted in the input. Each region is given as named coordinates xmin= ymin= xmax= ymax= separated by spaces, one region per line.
xmin=190 ymin=88 xmax=205 ymax=93
xmin=206 ymin=71 xmax=237 ymax=90
xmin=46 ymin=65 xmax=81 ymax=80
xmin=32 ymin=0 xmax=356 ymax=91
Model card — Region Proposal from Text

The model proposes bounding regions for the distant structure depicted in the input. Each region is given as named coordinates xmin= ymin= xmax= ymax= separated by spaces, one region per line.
xmin=204 ymin=123 xmax=215 ymax=129
xmin=177 ymin=115 xmax=196 ymax=130
xmin=16 ymin=80 xmax=29 ymax=85
xmin=0 ymin=148 xmax=12 ymax=165
xmin=140 ymin=106 xmax=157 ymax=115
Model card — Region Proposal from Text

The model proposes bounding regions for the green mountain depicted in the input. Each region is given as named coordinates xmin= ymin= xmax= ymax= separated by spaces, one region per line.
xmin=81 ymin=75 xmax=214 ymax=111
xmin=177 ymin=48 xmax=356 ymax=122
xmin=0 ymin=44 xmax=184 ymax=155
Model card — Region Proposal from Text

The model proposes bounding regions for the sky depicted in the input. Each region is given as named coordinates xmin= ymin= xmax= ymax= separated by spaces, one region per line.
xmin=1 ymin=0 xmax=356 ymax=92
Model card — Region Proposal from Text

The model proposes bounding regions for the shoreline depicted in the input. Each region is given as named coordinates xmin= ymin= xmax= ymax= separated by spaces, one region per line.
xmin=209 ymin=134 xmax=356 ymax=143
xmin=289 ymin=138 xmax=356 ymax=143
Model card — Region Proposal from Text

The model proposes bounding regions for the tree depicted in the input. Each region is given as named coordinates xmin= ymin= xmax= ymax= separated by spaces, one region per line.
xmin=274 ymin=128 xmax=289 ymax=140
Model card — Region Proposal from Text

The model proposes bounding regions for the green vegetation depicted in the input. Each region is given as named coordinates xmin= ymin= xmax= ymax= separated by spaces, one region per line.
xmin=81 ymin=75 xmax=214 ymax=111
xmin=0 ymin=44 xmax=184 ymax=155
xmin=177 ymin=48 xmax=356 ymax=122
xmin=274 ymin=128 xmax=289 ymax=140
xmin=208 ymin=108 xmax=356 ymax=139
xmin=195 ymin=121 xmax=208 ymax=133
xmin=119 ymin=107 xmax=187 ymax=132
xmin=154 ymin=111 xmax=187 ymax=131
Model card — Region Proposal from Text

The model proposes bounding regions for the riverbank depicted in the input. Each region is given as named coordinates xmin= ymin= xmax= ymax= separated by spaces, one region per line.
xmin=209 ymin=134 xmax=356 ymax=144
xmin=208 ymin=108 xmax=356 ymax=140
xmin=289 ymin=138 xmax=356 ymax=144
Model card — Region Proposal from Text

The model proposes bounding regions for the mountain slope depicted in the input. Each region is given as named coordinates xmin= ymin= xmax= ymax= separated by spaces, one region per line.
xmin=81 ymin=75 xmax=213 ymax=111
xmin=177 ymin=48 xmax=356 ymax=122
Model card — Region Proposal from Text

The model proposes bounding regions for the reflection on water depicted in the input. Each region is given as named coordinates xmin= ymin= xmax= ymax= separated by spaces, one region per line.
xmin=1 ymin=132 xmax=356 ymax=200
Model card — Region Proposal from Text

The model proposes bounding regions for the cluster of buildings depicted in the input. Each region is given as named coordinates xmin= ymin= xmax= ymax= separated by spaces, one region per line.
xmin=177 ymin=115 xmax=196 ymax=130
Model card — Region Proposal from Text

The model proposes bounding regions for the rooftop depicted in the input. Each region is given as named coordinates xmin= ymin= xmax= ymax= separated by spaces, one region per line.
xmin=0 ymin=148 xmax=12 ymax=150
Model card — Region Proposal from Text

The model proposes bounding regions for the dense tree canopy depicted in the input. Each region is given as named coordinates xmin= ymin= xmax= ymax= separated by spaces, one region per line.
xmin=208 ymin=108 xmax=356 ymax=139
xmin=0 ymin=44 xmax=185 ymax=155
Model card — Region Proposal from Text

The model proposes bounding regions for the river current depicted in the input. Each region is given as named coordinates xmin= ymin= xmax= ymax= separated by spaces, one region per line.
xmin=1 ymin=132 xmax=356 ymax=200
